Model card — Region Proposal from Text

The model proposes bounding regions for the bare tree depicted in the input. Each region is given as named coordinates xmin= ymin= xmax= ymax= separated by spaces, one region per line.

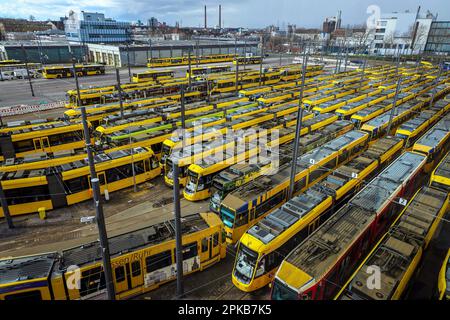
xmin=410 ymin=24 xmax=429 ymax=54
xmin=383 ymin=31 xmax=395 ymax=53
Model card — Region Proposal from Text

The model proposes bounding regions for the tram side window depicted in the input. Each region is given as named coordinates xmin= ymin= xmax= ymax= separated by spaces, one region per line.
xmin=80 ymin=266 xmax=106 ymax=296
xmin=146 ymin=250 xmax=172 ymax=272
xmin=254 ymin=191 xmax=285 ymax=218
xmin=152 ymin=142 xmax=163 ymax=154
xmin=115 ymin=266 xmax=126 ymax=282
xmin=293 ymin=176 xmax=306 ymax=194
xmin=4 ymin=290 xmax=42 ymax=301
xmin=131 ymin=261 xmax=141 ymax=277
xmin=323 ymin=269 xmax=338 ymax=299
xmin=174 ymin=242 xmax=198 ymax=261
xmin=201 ymin=238 xmax=209 ymax=253
xmin=4 ymin=185 xmax=50 ymax=205
xmin=134 ymin=160 xmax=145 ymax=174
xmin=150 ymin=156 xmax=159 ymax=169
xmin=65 ymin=176 xmax=89 ymax=193
xmin=13 ymin=139 xmax=34 ymax=153
xmin=106 ymin=163 xmax=133 ymax=183
xmin=235 ymin=210 xmax=249 ymax=227
xmin=323 ymin=158 xmax=336 ymax=170
xmin=309 ymin=166 xmax=328 ymax=183
xmin=338 ymin=149 xmax=350 ymax=164
xmin=213 ymin=232 xmax=219 ymax=247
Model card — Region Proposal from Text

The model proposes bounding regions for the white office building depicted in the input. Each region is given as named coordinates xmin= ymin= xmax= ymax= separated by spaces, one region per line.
xmin=369 ymin=10 xmax=435 ymax=55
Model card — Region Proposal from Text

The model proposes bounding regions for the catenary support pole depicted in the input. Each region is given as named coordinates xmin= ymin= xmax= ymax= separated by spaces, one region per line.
xmin=115 ymin=68 xmax=124 ymax=119
xmin=287 ymin=51 xmax=308 ymax=200
xmin=0 ymin=183 xmax=14 ymax=229
xmin=81 ymin=107 xmax=116 ymax=300
xmin=21 ymin=45 xmax=35 ymax=97
xmin=173 ymin=162 xmax=184 ymax=298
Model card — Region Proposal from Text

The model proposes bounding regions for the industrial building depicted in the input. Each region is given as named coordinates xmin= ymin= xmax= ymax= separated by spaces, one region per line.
xmin=86 ymin=40 xmax=259 ymax=67
xmin=0 ymin=40 xmax=85 ymax=64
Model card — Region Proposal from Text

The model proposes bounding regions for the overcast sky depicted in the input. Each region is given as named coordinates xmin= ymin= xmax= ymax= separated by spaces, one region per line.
xmin=1 ymin=0 xmax=449 ymax=28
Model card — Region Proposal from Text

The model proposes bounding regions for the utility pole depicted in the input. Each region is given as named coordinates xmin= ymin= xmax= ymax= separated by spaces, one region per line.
xmin=196 ymin=39 xmax=200 ymax=67
xmin=188 ymin=48 xmax=192 ymax=89
xmin=343 ymin=45 xmax=349 ymax=72
xmin=126 ymin=43 xmax=132 ymax=82
xmin=148 ymin=39 xmax=153 ymax=61
xmin=115 ymin=68 xmax=124 ymax=119
xmin=385 ymin=55 xmax=402 ymax=136
xmin=180 ymin=85 xmax=186 ymax=130
xmin=0 ymin=182 xmax=14 ymax=229
xmin=21 ymin=45 xmax=35 ymax=97
xmin=287 ymin=50 xmax=308 ymax=200
xmin=80 ymin=107 xmax=116 ymax=300
xmin=386 ymin=76 xmax=402 ymax=136
xmin=334 ymin=42 xmax=341 ymax=74
xmin=172 ymin=161 xmax=184 ymax=299
xmin=71 ymin=56 xmax=82 ymax=107
xmin=129 ymin=129 xmax=137 ymax=193
xmin=235 ymin=57 xmax=239 ymax=95
xmin=359 ymin=57 xmax=367 ymax=90
xmin=259 ymin=35 xmax=264 ymax=86
xmin=243 ymin=40 xmax=247 ymax=71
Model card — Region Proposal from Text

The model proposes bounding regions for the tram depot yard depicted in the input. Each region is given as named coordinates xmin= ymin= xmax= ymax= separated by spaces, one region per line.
xmin=0 ymin=53 xmax=449 ymax=301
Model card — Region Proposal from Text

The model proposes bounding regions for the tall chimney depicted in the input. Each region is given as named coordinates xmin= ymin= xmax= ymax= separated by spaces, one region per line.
xmin=219 ymin=5 xmax=222 ymax=30
xmin=204 ymin=5 xmax=207 ymax=29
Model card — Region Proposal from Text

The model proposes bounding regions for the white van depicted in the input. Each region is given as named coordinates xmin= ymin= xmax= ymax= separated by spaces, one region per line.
xmin=13 ymin=69 xmax=29 ymax=79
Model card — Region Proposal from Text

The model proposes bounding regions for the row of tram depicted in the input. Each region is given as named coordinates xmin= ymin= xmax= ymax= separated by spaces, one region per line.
xmin=64 ymin=64 xmax=326 ymax=108
xmin=0 ymin=65 xmax=446 ymax=217
xmin=0 ymin=63 xmax=449 ymax=300
xmin=269 ymin=113 xmax=450 ymax=300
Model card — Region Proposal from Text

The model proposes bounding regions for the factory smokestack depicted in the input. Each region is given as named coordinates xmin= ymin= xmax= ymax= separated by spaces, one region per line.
xmin=336 ymin=10 xmax=342 ymax=30
xmin=219 ymin=5 xmax=222 ymax=30
xmin=204 ymin=5 xmax=207 ymax=29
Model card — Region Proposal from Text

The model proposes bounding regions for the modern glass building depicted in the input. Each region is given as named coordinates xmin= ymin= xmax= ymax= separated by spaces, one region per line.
xmin=64 ymin=11 xmax=131 ymax=44
xmin=425 ymin=21 xmax=450 ymax=53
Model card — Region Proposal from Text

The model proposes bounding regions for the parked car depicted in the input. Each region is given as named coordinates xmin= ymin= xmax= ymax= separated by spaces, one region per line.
xmin=0 ymin=71 xmax=15 ymax=81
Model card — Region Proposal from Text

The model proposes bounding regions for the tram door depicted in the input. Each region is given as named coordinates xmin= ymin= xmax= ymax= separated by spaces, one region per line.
xmin=113 ymin=261 xmax=143 ymax=295
xmin=33 ymin=137 xmax=49 ymax=152
xmin=88 ymin=172 xmax=108 ymax=193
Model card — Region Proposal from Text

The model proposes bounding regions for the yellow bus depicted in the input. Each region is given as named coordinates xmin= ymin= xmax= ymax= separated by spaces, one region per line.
xmin=42 ymin=64 xmax=105 ymax=79
xmin=148 ymin=54 xmax=236 ymax=68
xmin=233 ymin=56 xmax=263 ymax=65
xmin=186 ymin=65 xmax=232 ymax=78
xmin=132 ymin=70 xmax=174 ymax=83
